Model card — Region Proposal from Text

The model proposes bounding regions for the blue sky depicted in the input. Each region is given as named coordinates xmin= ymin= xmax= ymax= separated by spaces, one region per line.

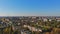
xmin=0 ymin=0 xmax=60 ymax=16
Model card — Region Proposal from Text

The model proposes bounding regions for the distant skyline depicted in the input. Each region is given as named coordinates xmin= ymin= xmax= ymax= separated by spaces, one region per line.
xmin=0 ymin=0 xmax=60 ymax=16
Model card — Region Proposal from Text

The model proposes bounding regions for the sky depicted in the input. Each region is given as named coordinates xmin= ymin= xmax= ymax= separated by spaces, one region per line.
xmin=0 ymin=0 xmax=60 ymax=16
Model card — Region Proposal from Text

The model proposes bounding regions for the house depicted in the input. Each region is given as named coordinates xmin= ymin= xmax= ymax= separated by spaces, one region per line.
xmin=43 ymin=18 xmax=48 ymax=22
xmin=56 ymin=18 xmax=60 ymax=22
xmin=21 ymin=29 xmax=32 ymax=34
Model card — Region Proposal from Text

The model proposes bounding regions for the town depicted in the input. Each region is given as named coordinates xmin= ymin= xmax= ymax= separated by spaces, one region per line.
xmin=0 ymin=16 xmax=60 ymax=34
